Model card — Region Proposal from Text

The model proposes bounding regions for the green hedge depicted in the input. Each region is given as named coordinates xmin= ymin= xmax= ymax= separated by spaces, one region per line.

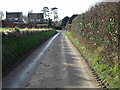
xmin=2 ymin=30 xmax=57 ymax=73
xmin=66 ymin=32 xmax=120 ymax=88
xmin=69 ymin=2 xmax=120 ymax=88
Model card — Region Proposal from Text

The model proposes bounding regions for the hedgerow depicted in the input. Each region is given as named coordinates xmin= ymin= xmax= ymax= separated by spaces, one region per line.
xmin=69 ymin=2 xmax=120 ymax=88
xmin=2 ymin=30 xmax=57 ymax=73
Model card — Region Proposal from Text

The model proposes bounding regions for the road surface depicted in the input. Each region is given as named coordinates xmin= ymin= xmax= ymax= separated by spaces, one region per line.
xmin=3 ymin=30 xmax=98 ymax=88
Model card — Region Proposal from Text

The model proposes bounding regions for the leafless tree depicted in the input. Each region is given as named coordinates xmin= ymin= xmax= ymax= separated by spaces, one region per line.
xmin=0 ymin=11 xmax=4 ymax=27
xmin=51 ymin=7 xmax=58 ymax=23
xmin=41 ymin=7 xmax=49 ymax=23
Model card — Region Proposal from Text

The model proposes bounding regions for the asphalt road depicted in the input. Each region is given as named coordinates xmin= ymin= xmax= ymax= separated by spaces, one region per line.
xmin=2 ymin=30 xmax=98 ymax=88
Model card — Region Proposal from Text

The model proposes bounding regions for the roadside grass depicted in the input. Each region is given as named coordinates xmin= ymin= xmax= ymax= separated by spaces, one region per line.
xmin=0 ymin=27 xmax=52 ymax=32
xmin=20 ymin=28 xmax=52 ymax=31
xmin=66 ymin=31 xmax=120 ymax=88
xmin=2 ymin=30 xmax=57 ymax=73
xmin=0 ymin=28 xmax=13 ymax=31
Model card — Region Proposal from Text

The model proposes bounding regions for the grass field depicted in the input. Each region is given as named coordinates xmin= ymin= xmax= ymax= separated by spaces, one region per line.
xmin=0 ymin=28 xmax=12 ymax=31
xmin=0 ymin=27 xmax=52 ymax=32
xmin=2 ymin=30 xmax=57 ymax=73
xmin=21 ymin=28 xmax=52 ymax=31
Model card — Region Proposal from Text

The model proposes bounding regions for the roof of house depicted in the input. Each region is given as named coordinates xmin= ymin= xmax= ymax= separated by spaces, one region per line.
xmin=68 ymin=14 xmax=80 ymax=24
xmin=28 ymin=13 xmax=44 ymax=19
xmin=6 ymin=12 xmax=23 ymax=18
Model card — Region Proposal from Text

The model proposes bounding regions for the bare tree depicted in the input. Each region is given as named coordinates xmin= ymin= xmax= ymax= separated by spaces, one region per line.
xmin=0 ymin=11 xmax=4 ymax=27
xmin=23 ymin=15 xmax=28 ymax=24
xmin=28 ymin=10 xmax=33 ymax=13
xmin=41 ymin=7 xmax=49 ymax=23
xmin=51 ymin=7 xmax=58 ymax=23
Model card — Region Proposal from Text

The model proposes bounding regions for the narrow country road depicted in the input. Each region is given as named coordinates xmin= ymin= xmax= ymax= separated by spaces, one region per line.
xmin=3 ymin=30 xmax=98 ymax=88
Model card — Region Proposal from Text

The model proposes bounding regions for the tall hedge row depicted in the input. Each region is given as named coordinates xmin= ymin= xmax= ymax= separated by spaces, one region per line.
xmin=72 ymin=2 xmax=119 ymax=66
xmin=70 ymin=2 xmax=120 ymax=87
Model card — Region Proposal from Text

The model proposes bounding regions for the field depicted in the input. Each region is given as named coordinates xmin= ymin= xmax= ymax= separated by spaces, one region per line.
xmin=0 ymin=27 xmax=51 ymax=32
xmin=0 ymin=28 xmax=12 ymax=31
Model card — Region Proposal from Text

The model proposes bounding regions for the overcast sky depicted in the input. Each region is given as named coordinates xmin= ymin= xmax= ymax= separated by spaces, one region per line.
xmin=0 ymin=0 xmax=118 ymax=20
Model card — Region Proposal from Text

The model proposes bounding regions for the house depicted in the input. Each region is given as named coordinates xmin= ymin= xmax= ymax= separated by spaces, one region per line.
xmin=68 ymin=14 xmax=79 ymax=24
xmin=6 ymin=12 xmax=23 ymax=23
xmin=28 ymin=13 xmax=44 ymax=25
xmin=66 ymin=14 xmax=79 ymax=31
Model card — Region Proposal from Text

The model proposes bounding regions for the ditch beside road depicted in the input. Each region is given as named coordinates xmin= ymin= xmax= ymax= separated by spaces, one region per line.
xmin=3 ymin=30 xmax=98 ymax=88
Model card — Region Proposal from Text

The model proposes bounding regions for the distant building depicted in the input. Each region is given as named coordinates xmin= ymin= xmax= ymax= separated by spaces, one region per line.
xmin=28 ymin=13 xmax=44 ymax=25
xmin=6 ymin=11 xmax=23 ymax=23
xmin=68 ymin=14 xmax=79 ymax=24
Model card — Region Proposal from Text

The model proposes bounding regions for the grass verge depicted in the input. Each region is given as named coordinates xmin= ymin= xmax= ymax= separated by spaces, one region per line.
xmin=66 ymin=31 xmax=120 ymax=88
xmin=2 ymin=30 xmax=57 ymax=73
xmin=0 ymin=28 xmax=13 ymax=31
